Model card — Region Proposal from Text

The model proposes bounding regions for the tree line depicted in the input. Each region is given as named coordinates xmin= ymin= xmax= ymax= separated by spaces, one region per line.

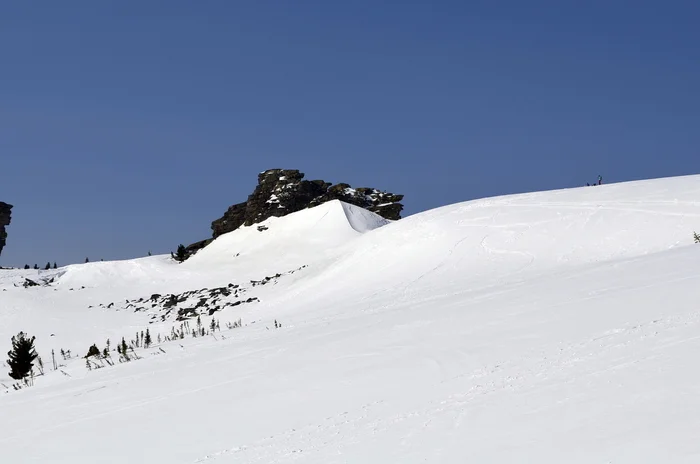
xmin=23 ymin=262 xmax=58 ymax=270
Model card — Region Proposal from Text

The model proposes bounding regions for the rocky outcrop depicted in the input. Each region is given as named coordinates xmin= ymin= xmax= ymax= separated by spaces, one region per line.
xmin=91 ymin=265 xmax=307 ymax=322
xmin=210 ymin=169 xmax=404 ymax=239
xmin=0 ymin=202 xmax=12 ymax=257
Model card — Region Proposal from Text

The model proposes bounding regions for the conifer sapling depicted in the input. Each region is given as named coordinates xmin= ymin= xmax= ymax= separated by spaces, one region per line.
xmin=175 ymin=244 xmax=187 ymax=262
xmin=7 ymin=331 xmax=38 ymax=381
xmin=86 ymin=344 xmax=100 ymax=358
xmin=144 ymin=328 xmax=152 ymax=348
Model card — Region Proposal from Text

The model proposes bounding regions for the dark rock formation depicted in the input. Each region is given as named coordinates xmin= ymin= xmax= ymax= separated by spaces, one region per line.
xmin=0 ymin=202 xmax=12 ymax=257
xmin=210 ymin=169 xmax=403 ymax=239
xmin=183 ymin=238 xmax=213 ymax=257
xmin=94 ymin=265 xmax=307 ymax=322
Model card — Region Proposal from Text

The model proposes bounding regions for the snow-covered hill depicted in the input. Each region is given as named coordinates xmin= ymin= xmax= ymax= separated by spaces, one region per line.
xmin=1 ymin=176 xmax=700 ymax=463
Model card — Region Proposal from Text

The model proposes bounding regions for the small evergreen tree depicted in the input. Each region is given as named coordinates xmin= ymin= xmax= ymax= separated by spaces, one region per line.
xmin=121 ymin=338 xmax=128 ymax=356
xmin=210 ymin=318 xmax=217 ymax=332
xmin=23 ymin=264 xmax=29 ymax=270
xmin=85 ymin=257 xmax=89 ymax=263
xmin=175 ymin=244 xmax=187 ymax=262
xmin=144 ymin=328 xmax=152 ymax=348
xmin=85 ymin=344 xmax=100 ymax=358
xmin=45 ymin=262 xmax=51 ymax=270
xmin=7 ymin=332 xmax=38 ymax=381
xmin=694 ymin=231 xmax=700 ymax=244
xmin=33 ymin=264 xmax=39 ymax=270
xmin=102 ymin=347 xmax=109 ymax=357
xmin=53 ymin=262 xmax=58 ymax=269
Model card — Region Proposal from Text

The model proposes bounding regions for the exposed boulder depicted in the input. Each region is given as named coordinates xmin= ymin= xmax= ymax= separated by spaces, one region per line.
xmin=210 ymin=169 xmax=404 ymax=239
xmin=0 ymin=202 xmax=12 ymax=257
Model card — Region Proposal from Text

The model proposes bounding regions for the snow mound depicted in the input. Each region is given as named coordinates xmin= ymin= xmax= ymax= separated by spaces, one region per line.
xmin=185 ymin=200 xmax=389 ymax=273
xmin=56 ymin=255 xmax=177 ymax=290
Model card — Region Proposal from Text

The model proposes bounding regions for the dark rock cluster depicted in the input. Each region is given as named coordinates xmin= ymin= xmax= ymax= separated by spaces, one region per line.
xmin=91 ymin=266 xmax=307 ymax=323
xmin=0 ymin=202 xmax=12 ymax=257
xmin=210 ymin=169 xmax=403 ymax=240
xmin=22 ymin=277 xmax=58 ymax=288
xmin=92 ymin=283 xmax=258 ymax=322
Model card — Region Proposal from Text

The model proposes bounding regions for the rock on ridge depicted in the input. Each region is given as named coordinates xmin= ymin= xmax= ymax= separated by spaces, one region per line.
xmin=210 ymin=169 xmax=404 ymax=239
xmin=0 ymin=202 xmax=12 ymax=257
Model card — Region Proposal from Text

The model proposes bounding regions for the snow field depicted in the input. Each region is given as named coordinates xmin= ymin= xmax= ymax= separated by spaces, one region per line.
xmin=1 ymin=175 xmax=700 ymax=462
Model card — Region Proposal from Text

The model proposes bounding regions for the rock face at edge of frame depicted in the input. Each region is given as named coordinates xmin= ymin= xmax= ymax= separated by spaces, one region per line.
xmin=0 ymin=202 xmax=12 ymax=257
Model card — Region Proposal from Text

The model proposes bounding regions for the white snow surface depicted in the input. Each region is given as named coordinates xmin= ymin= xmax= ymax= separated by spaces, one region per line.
xmin=2 ymin=177 xmax=700 ymax=462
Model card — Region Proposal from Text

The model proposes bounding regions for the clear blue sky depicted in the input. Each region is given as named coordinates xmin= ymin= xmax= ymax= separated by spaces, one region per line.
xmin=1 ymin=1 xmax=698 ymax=267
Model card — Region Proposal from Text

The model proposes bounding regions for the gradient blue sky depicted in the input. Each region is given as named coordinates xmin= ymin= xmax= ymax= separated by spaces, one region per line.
xmin=1 ymin=1 xmax=699 ymax=267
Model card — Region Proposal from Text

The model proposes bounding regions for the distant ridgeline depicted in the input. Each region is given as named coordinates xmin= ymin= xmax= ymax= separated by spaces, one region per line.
xmin=0 ymin=202 xmax=12 ymax=257
xmin=185 ymin=169 xmax=404 ymax=256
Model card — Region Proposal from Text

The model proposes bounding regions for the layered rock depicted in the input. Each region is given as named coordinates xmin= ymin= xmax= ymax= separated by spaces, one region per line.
xmin=0 ymin=202 xmax=12 ymax=257
xmin=211 ymin=169 xmax=404 ymax=238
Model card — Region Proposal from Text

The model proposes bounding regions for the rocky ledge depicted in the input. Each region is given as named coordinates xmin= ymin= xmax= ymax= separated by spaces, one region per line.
xmin=211 ymin=169 xmax=403 ymax=238
xmin=0 ymin=202 xmax=12 ymax=257
xmin=185 ymin=169 xmax=403 ymax=255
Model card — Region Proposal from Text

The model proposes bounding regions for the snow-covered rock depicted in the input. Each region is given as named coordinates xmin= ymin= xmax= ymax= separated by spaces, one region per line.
xmin=209 ymin=169 xmax=403 ymax=239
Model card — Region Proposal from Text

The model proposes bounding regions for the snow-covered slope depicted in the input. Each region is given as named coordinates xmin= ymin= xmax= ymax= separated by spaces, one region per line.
xmin=185 ymin=199 xmax=390 ymax=273
xmin=1 ymin=176 xmax=700 ymax=463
